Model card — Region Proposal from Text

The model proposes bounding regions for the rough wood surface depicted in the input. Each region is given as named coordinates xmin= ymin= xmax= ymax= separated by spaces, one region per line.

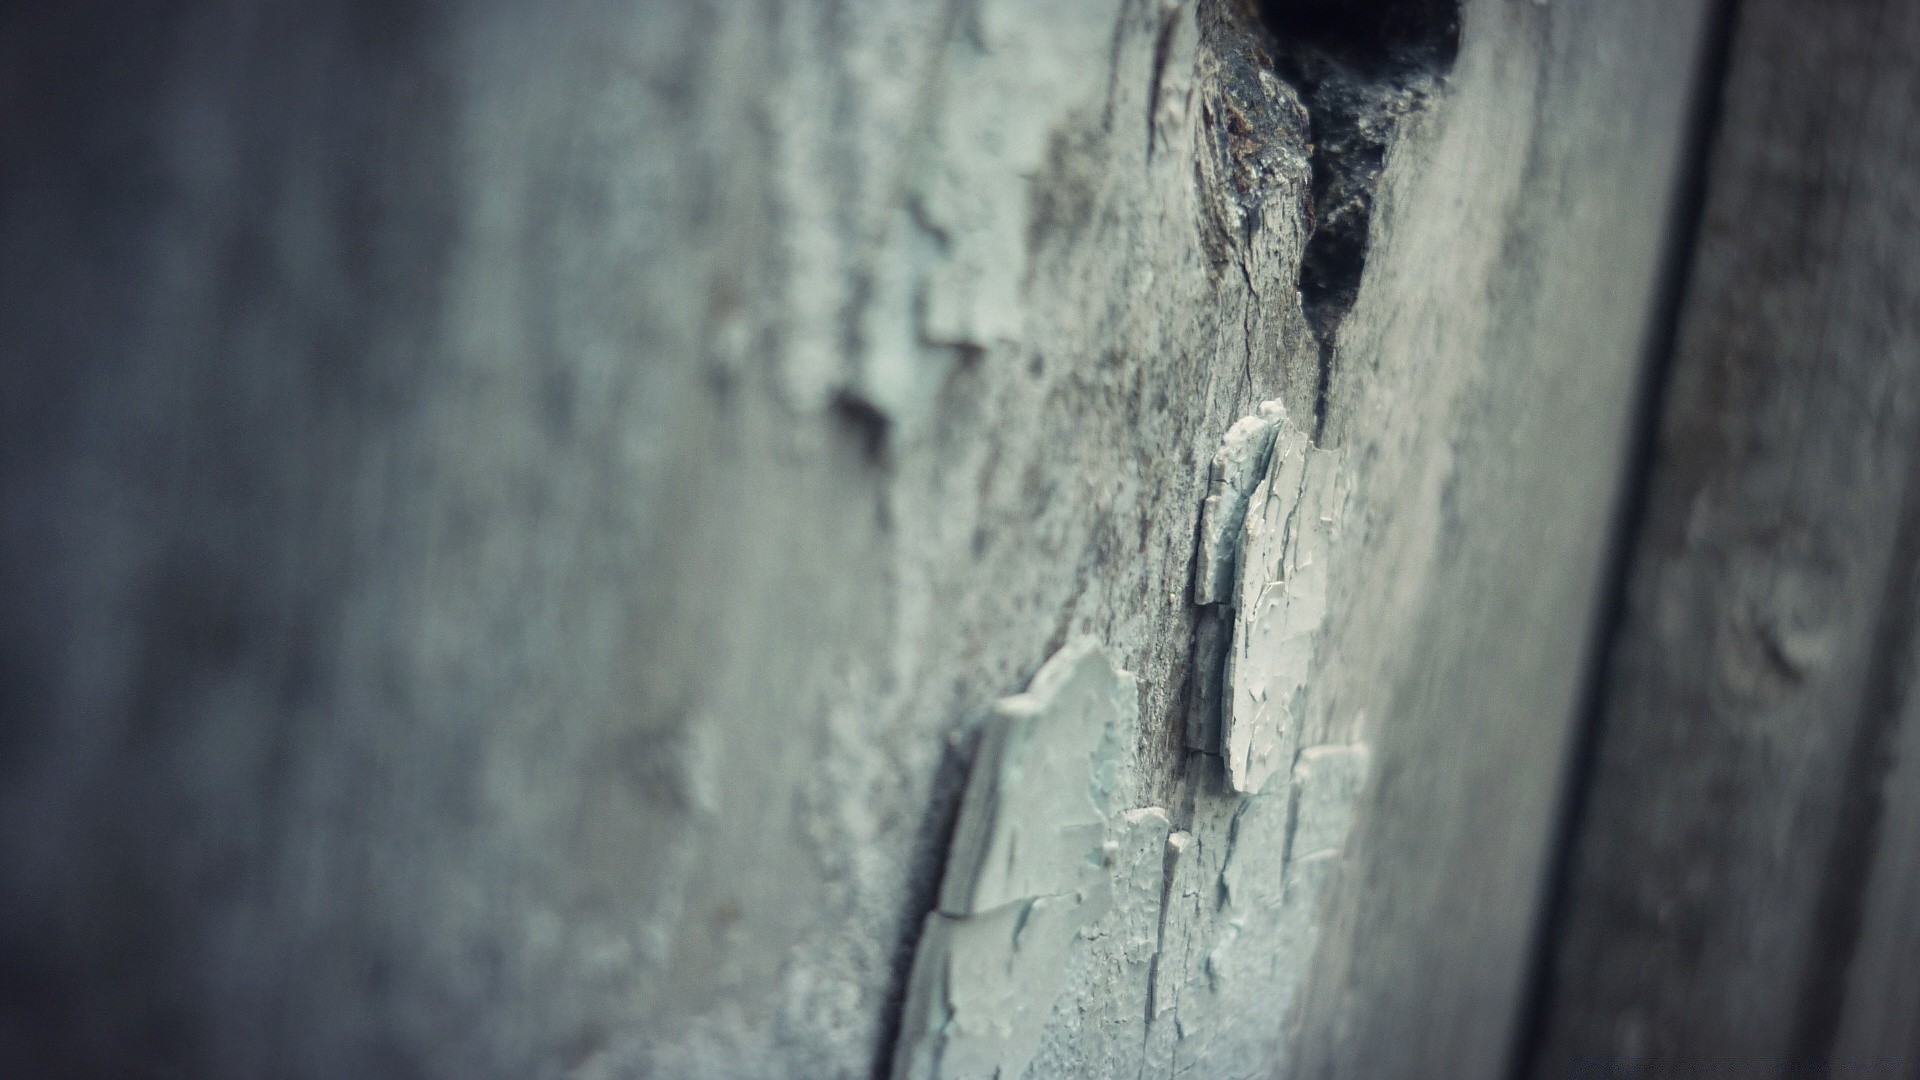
xmin=1833 ymin=605 xmax=1920 ymax=1071
xmin=1281 ymin=1 xmax=1713 ymax=1075
xmin=0 ymin=1 xmax=1708 ymax=1077
xmin=1531 ymin=0 xmax=1920 ymax=1072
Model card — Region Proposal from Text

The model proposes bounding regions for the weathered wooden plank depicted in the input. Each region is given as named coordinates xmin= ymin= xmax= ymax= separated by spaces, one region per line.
xmin=1531 ymin=0 xmax=1920 ymax=1072
xmin=1275 ymin=0 xmax=1718 ymax=1075
xmin=0 ymin=1 xmax=1717 ymax=1076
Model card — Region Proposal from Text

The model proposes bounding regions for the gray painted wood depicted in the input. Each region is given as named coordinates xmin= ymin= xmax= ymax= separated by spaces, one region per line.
xmin=1532 ymin=0 xmax=1920 ymax=1073
xmin=0 ymin=0 xmax=1712 ymax=1077
xmin=1279 ymin=1 xmax=1715 ymax=1075
xmin=1834 ymin=608 xmax=1920 ymax=1073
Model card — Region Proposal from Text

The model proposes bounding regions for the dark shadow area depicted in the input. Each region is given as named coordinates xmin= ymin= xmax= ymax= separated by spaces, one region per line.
xmin=1251 ymin=0 xmax=1461 ymax=439
xmin=1256 ymin=0 xmax=1460 ymax=75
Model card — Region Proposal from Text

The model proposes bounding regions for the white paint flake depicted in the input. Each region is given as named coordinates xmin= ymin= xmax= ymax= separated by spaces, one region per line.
xmin=1222 ymin=425 xmax=1345 ymax=794
xmin=894 ymin=894 xmax=1087 ymax=1080
xmin=1143 ymin=827 xmax=1208 ymax=1079
xmin=937 ymin=639 xmax=1131 ymax=916
xmin=894 ymin=638 xmax=1170 ymax=1080
xmin=1021 ymin=805 xmax=1175 ymax=1077
xmin=1287 ymin=743 xmax=1370 ymax=865
xmin=1143 ymin=743 xmax=1370 ymax=1077
xmin=1188 ymin=400 xmax=1291 ymax=753
xmin=1194 ymin=400 xmax=1289 ymax=607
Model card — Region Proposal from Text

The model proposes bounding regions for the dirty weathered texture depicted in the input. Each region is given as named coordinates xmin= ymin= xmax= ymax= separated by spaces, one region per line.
xmin=1531 ymin=0 xmax=1920 ymax=1073
xmin=0 ymin=0 xmax=1707 ymax=1078
xmin=893 ymin=639 xmax=1138 ymax=1080
xmin=1274 ymin=0 xmax=1717 ymax=1074
xmin=1833 ymin=609 xmax=1920 ymax=1070
xmin=1221 ymin=417 xmax=1342 ymax=795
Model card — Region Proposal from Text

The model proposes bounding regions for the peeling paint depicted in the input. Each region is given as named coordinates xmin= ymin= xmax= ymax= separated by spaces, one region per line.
xmin=894 ymin=638 xmax=1166 ymax=1080
xmin=1143 ymin=743 xmax=1370 ymax=1078
xmin=894 ymin=895 xmax=1088 ymax=1080
xmin=937 ymin=639 xmax=1132 ymax=917
xmin=1111 ymin=807 xmax=1176 ymax=1004
xmin=850 ymin=0 xmax=1125 ymax=431
xmin=1187 ymin=401 xmax=1346 ymax=786
xmin=892 ymin=659 xmax=1368 ymax=1080
xmin=1188 ymin=400 xmax=1290 ymax=754
xmin=1023 ymin=805 xmax=1175 ymax=1078
xmin=1143 ymin=826 xmax=1209 ymax=1079
xmin=1288 ymin=744 xmax=1370 ymax=865
xmin=1194 ymin=400 xmax=1289 ymax=607
xmin=1218 ymin=780 xmax=1296 ymax=915
xmin=1223 ymin=424 xmax=1345 ymax=794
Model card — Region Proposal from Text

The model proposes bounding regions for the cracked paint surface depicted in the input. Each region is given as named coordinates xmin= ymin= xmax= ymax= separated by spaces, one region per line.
xmin=1186 ymin=400 xmax=1347 ymax=796
xmin=936 ymin=640 xmax=1125 ymax=917
xmin=891 ymin=634 xmax=1370 ymax=1080
xmin=1224 ymin=422 xmax=1345 ymax=794
xmin=893 ymin=638 xmax=1160 ymax=1080
xmin=1194 ymin=400 xmax=1290 ymax=608
xmin=1144 ymin=743 xmax=1370 ymax=1079
xmin=850 ymin=0 xmax=1126 ymax=430
xmin=1188 ymin=399 xmax=1290 ymax=754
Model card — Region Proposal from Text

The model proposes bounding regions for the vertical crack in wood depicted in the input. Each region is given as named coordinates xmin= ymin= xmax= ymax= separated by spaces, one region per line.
xmin=1254 ymin=0 xmax=1461 ymax=443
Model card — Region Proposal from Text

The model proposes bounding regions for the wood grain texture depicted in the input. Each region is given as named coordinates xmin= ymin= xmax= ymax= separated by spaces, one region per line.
xmin=1278 ymin=0 xmax=1715 ymax=1075
xmin=1531 ymin=0 xmax=1920 ymax=1072
xmin=0 ymin=0 xmax=1714 ymax=1076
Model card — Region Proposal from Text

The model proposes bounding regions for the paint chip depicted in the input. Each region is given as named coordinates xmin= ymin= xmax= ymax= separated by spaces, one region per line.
xmin=1151 ymin=743 xmax=1370 ymax=1075
xmin=1222 ymin=426 xmax=1344 ymax=793
xmin=1287 ymin=743 xmax=1369 ymax=864
xmin=1194 ymin=401 xmax=1288 ymax=607
xmin=895 ymin=638 xmax=1161 ymax=1080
